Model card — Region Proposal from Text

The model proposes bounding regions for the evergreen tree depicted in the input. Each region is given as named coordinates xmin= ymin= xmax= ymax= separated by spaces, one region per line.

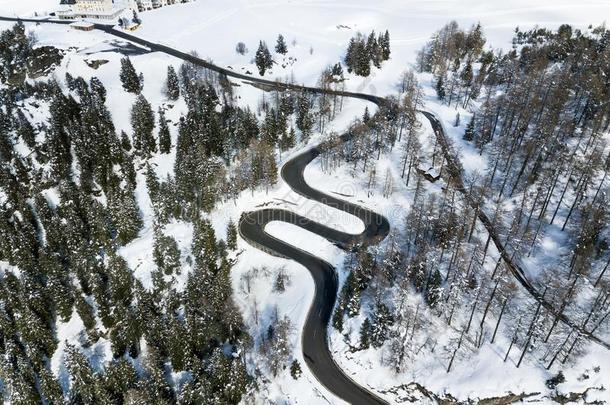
xmin=255 ymin=41 xmax=273 ymax=76
xmin=164 ymin=65 xmax=180 ymax=100
xmin=331 ymin=62 xmax=344 ymax=77
xmin=102 ymin=359 xmax=139 ymax=404
xmin=120 ymin=130 xmax=132 ymax=151
xmin=39 ymin=367 xmax=64 ymax=404
xmin=354 ymin=36 xmax=370 ymax=76
xmin=108 ymin=186 xmax=142 ymax=244
xmin=120 ymin=57 xmax=142 ymax=93
xmin=435 ymin=74 xmax=446 ymax=100
xmin=367 ymin=31 xmax=381 ymax=69
xmin=380 ymin=30 xmax=391 ymax=60
xmin=90 ymin=76 xmax=107 ymax=102
xmin=279 ymin=126 xmax=296 ymax=152
xmin=425 ymin=269 xmax=443 ymax=307
xmin=344 ymin=37 xmax=357 ymax=73
xmin=153 ymin=230 xmax=181 ymax=275
xmin=290 ymin=359 xmax=302 ymax=379
xmin=15 ymin=110 xmax=36 ymax=148
xmin=146 ymin=163 xmax=160 ymax=200
xmin=296 ymin=92 xmax=314 ymax=141
xmin=75 ymin=294 xmax=96 ymax=331
xmin=158 ymin=107 xmax=171 ymax=154
xmin=332 ymin=304 xmax=344 ymax=331
xmin=359 ymin=317 xmax=372 ymax=349
xmin=370 ymin=303 xmax=393 ymax=348
xmin=226 ymin=219 xmax=238 ymax=251
xmin=463 ymin=113 xmax=476 ymax=142
xmin=275 ymin=34 xmax=288 ymax=54
xmin=66 ymin=344 xmax=99 ymax=404
xmin=107 ymin=253 xmax=134 ymax=306
xmin=362 ymin=106 xmax=371 ymax=123
xmin=131 ymin=95 xmax=156 ymax=157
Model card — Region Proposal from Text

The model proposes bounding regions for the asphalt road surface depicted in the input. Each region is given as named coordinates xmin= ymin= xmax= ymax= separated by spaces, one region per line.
xmin=239 ymin=136 xmax=390 ymax=404
xmin=3 ymin=14 xmax=609 ymax=402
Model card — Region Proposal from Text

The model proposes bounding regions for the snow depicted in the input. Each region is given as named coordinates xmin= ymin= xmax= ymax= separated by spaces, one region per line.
xmin=0 ymin=0 xmax=58 ymax=17
xmin=131 ymin=0 xmax=610 ymax=98
xmin=2 ymin=0 xmax=610 ymax=403
xmin=52 ymin=309 xmax=113 ymax=392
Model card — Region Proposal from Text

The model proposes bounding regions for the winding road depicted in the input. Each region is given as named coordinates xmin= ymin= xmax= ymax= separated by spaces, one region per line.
xmin=240 ymin=137 xmax=389 ymax=404
xmin=3 ymin=14 xmax=610 ymax=403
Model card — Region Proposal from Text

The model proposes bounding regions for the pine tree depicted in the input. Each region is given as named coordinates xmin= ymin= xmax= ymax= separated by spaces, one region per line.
xmin=290 ymin=359 xmax=302 ymax=379
xmin=66 ymin=344 xmax=98 ymax=404
xmin=164 ymin=65 xmax=180 ymax=100
xmin=367 ymin=31 xmax=381 ymax=69
xmin=370 ymin=303 xmax=393 ymax=348
xmin=435 ymin=74 xmax=446 ymax=100
xmin=355 ymin=37 xmax=371 ymax=76
xmin=153 ymin=230 xmax=181 ymax=275
xmin=279 ymin=126 xmax=296 ymax=152
xmin=90 ymin=76 xmax=107 ymax=102
xmin=39 ymin=367 xmax=64 ymax=404
xmin=120 ymin=57 xmax=142 ymax=93
xmin=425 ymin=269 xmax=443 ymax=307
xmin=226 ymin=219 xmax=238 ymax=251
xmin=363 ymin=106 xmax=371 ymax=123
xmin=131 ymin=95 xmax=156 ymax=157
xmin=75 ymin=294 xmax=96 ymax=331
xmin=16 ymin=110 xmax=36 ymax=148
xmin=158 ymin=108 xmax=171 ymax=154
xmin=463 ymin=113 xmax=475 ymax=142
xmin=255 ymin=41 xmax=273 ymax=76
xmin=102 ymin=359 xmax=139 ymax=403
xmin=344 ymin=37 xmax=357 ymax=73
xmin=332 ymin=304 xmax=344 ymax=331
xmin=108 ymin=186 xmax=142 ymax=245
xmin=296 ymin=92 xmax=314 ymax=141
xmin=261 ymin=108 xmax=279 ymax=146
xmin=191 ymin=217 xmax=218 ymax=273
xmin=275 ymin=34 xmax=288 ymax=54
xmin=107 ymin=253 xmax=134 ymax=306
xmin=146 ymin=164 xmax=160 ymax=202
xmin=359 ymin=318 xmax=372 ymax=349
xmin=380 ymin=30 xmax=391 ymax=60
xmin=120 ymin=130 xmax=132 ymax=151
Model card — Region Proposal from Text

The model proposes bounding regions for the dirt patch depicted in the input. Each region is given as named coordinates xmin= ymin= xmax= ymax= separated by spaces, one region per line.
xmin=85 ymin=59 xmax=109 ymax=69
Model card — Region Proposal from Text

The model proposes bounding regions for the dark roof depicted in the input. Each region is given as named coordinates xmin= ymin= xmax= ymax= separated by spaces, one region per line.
xmin=60 ymin=0 xmax=77 ymax=4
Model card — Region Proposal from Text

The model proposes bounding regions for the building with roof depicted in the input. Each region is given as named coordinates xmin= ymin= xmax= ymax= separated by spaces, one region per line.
xmin=57 ymin=0 xmax=137 ymax=21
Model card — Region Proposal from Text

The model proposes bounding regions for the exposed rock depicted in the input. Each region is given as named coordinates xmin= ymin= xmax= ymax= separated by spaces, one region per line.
xmin=551 ymin=386 xmax=606 ymax=404
xmin=478 ymin=392 xmax=541 ymax=404
xmin=383 ymin=383 xmax=542 ymax=404
xmin=26 ymin=46 xmax=64 ymax=79
xmin=85 ymin=59 xmax=109 ymax=69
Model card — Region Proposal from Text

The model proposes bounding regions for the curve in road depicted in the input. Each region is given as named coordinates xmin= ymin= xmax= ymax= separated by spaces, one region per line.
xmin=240 ymin=135 xmax=390 ymax=404
xmin=3 ymin=13 xmax=609 ymax=400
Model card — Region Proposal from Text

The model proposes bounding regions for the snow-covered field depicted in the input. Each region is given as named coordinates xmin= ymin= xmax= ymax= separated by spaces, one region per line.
xmin=2 ymin=0 xmax=610 ymax=403
xmin=3 ymin=0 xmax=609 ymax=94
xmin=0 ymin=0 xmax=57 ymax=17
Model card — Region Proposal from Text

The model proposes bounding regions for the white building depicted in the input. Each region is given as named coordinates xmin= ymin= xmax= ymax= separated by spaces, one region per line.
xmin=136 ymin=0 xmax=153 ymax=11
xmin=58 ymin=0 xmax=137 ymax=21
